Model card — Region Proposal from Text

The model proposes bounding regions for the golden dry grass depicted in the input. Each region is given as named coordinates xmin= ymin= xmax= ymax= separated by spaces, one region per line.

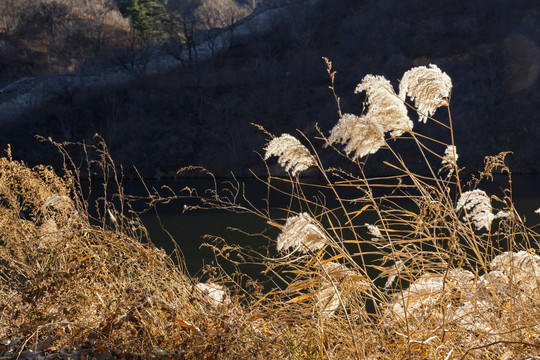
xmin=0 ymin=141 xmax=375 ymax=359
xmin=2 ymin=62 xmax=540 ymax=360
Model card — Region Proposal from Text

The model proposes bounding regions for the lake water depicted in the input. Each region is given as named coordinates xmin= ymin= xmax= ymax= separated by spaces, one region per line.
xmin=130 ymin=175 xmax=540 ymax=277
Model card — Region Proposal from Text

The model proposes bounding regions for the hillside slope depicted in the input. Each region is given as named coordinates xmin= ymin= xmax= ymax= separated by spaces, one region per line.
xmin=1 ymin=0 xmax=540 ymax=177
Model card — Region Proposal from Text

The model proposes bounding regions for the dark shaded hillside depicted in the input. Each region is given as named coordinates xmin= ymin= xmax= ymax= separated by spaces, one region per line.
xmin=2 ymin=0 xmax=540 ymax=177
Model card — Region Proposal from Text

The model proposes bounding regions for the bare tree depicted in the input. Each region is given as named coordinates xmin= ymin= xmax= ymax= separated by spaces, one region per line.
xmin=165 ymin=0 xmax=203 ymax=64
xmin=113 ymin=28 xmax=153 ymax=76
xmin=162 ymin=10 xmax=186 ymax=62
xmin=194 ymin=0 xmax=231 ymax=56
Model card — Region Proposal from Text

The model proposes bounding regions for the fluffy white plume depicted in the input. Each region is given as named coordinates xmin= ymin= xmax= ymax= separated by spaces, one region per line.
xmin=316 ymin=283 xmax=340 ymax=317
xmin=196 ymin=282 xmax=230 ymax=307
xmin=277 ymin=213 xmax=328 ymax=253
xmin=456 ymin=189 xmax=494 ymax=230
xmin=327 ymin=113 xmax=385 ymax=160
xmin=365 ymin=223 xmax=382 ymax=241
xmin=399 ymin=64 xmax=452 ymax=123
xmin=355 ymin=74 xmax=413 ymax=137
xmin=391 ymin=269 xmax=474 ymax=322
xmin=441 ymin=145 xmax=458 ymax=166
xmin=264 ymin=134 xmax=315 ymax=176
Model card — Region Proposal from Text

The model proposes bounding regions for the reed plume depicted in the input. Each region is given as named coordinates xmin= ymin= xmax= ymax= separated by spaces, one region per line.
xmin=316 ymin=283 xmax=340 ymax=316
xmin=365 ymin=223 xmax=382 ymax=241
xmin=355 ymin=74 xmax=413 ymax=137
xmin=327 ymin=113 xmax=385 ymax=160
xmin=390 ymin=269 xmax=475 ymax=322
xmin=196 ymin=282 xmax=231 ymax=306
xmin=441 ymin=144 xmax=458 ymax=166
xmin=456 ymin=189 xmax=494 ymax=230
xmin=490 ymin=251 xmax=540 ymax=293
xmin=399 ymin=64 xmax=452 ymax=123
xmin=264 ymin=134 xmax=315 ymax=176
xmin=276 ymin=212 xmax=328 ymax=253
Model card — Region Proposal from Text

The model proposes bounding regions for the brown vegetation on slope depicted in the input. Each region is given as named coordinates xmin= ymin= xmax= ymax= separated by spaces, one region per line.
xmin=0 ymin=0 xmax=131 ymax=82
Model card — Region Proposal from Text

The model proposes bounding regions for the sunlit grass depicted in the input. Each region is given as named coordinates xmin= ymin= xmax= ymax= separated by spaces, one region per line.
xmin=1 ymin=61 xmax=540 ymax=359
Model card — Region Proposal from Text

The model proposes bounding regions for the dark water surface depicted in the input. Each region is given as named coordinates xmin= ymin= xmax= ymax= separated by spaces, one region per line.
xmin=130 ymin=176 xmax=540 ymax=276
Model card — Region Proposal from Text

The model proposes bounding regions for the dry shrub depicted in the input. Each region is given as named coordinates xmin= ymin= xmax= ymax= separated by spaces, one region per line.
xmin=0 ymin=149 xmax=182 ymax=354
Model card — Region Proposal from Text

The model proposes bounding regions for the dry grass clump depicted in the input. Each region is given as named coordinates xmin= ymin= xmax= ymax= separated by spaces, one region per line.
xmin=0 ymin=152 xmax=190 ymax=355
xmin=0 ymin=145 xmax=305 ymax=359
xmin=155 ymin=60 xmax=540 ymax=359
xmin=3 ymin=60 xmax=540 ymax=359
